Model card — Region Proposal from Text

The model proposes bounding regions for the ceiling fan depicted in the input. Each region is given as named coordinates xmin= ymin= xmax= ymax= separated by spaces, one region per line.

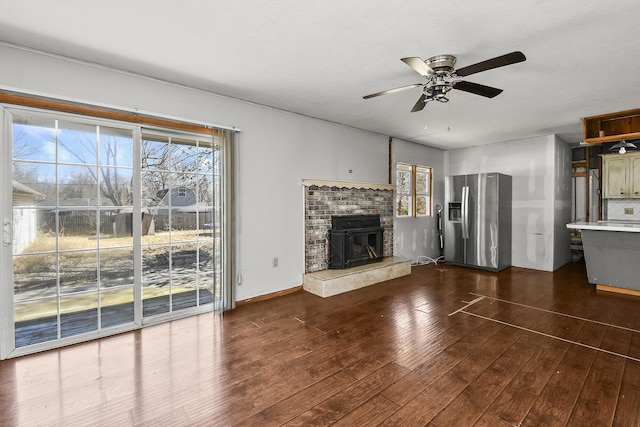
xmin=363 ymin=51 xmax=526 ymax=112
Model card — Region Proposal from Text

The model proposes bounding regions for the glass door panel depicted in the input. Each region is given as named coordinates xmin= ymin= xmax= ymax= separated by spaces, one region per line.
xmin=141 ymin=132 xmax=216 ymax=320
xmin=99 ymin=247 xmax=134 ymax=327
xmin=60 ymin=293 xmax=98 ymax=338
xmin=10 ymin=112 xmax=135 ymax=349
xmin=171 ymin=241 xmax=199 ymax=311
xmin=101 ymin=286 xmax=134 ymax=328
xmin=142 ymin=243 xmax=171 ymax=317
xmin=13 ymin=297 xmax=58 ymax=347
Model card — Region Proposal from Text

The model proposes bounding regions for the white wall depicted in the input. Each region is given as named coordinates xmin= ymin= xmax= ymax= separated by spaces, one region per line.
xmin=445 ymin=135 xmax=571 ymax=271
xmin=553 ymin=135 xmax=572 ymax=270
xmin=392 ymin=138 xmax=445 ymax=262
xmin=0 ymin=43 xmax=389 ymax=301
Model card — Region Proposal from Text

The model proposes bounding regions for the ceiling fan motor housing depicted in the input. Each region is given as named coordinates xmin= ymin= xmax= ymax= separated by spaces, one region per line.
xmin=425 ymin=54 xmax=457 ymax=72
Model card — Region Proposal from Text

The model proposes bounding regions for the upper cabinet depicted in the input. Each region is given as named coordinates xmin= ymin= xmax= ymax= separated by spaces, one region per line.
xmin=584 ymin=108 xmax=640 ymax=144
xmin=602 ymin=152 xmax=640 ymax=198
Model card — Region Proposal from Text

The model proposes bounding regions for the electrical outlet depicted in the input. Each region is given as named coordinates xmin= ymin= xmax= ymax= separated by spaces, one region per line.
xmin=272 ymin=257 xmax=278 ymax=267
xmin=625 ymin=208 xmax=634 ymax=215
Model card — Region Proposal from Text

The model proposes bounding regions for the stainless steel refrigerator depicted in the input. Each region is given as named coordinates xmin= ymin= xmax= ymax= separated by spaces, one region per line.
xmin=444 ymin=173 xmax=512 ymax=271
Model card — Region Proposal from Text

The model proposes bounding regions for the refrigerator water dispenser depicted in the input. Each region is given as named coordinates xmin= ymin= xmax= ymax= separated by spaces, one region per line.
xmin=448 ymin=202 xmax=462 ymax=221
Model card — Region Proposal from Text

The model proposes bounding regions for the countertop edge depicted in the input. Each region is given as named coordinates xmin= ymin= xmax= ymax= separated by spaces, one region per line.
xmin=567 ymin=221 xmax=640 ymax=232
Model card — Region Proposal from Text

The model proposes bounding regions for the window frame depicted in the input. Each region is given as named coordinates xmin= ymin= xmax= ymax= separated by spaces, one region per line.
xmin=415 ymin=165 xmax=432 ymax=217
xmin=395 ymin=163 xmax=433 ymax=218
xmin=395 ymin=163 xmax=413 ymax=217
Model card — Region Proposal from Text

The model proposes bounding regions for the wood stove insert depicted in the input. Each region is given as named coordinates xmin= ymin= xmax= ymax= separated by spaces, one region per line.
xmin=328 ymin=214 xmax=384 ymax=269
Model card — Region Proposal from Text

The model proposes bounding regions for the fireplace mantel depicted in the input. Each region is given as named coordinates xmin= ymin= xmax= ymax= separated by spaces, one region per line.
xmin=302 ymin=179 xmax=395 ymax=191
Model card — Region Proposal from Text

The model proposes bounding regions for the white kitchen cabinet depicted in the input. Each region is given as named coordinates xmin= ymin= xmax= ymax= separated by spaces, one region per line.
xmin=602 ymin=152 xmax=640 ymax=198
xmin=630 ymin=155 xmax=640 ymax=196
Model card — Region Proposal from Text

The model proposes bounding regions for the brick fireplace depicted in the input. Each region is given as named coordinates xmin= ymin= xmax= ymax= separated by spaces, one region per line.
xmin=302 ymin=179 xmax=411 ymax=298
xmin=303 ymin=180 xmax=394 ymax=273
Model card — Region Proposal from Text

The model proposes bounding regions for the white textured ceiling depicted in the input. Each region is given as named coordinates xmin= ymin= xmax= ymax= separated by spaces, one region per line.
xmin=1 ymin=1 xmax=639 ymax=149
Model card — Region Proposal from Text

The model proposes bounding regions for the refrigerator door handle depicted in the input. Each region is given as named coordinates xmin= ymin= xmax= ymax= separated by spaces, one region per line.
xmin=462 ymin=186 xmax=469 ymax=239
xmin=460 ymin=186 xmax=465 ymax=239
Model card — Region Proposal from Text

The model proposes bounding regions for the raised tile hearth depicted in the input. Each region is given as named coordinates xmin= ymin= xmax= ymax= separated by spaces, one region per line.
xmin=303 ymin=256 xmax=411 ymax=298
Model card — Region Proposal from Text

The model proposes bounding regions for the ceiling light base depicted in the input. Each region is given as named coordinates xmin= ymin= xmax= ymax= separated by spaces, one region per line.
xmin=425 ymin=55 xmax=456 ymax=71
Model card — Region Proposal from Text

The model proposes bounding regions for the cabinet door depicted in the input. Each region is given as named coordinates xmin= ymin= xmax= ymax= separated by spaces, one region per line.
xmin=630 ymin=156 xmax=640 ymax=197
xmin=603 ymin=157 xmax=627 ymax=198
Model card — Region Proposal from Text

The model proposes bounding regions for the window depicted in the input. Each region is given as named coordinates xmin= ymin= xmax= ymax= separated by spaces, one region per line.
xmin=396 ymin=163 xmax=412 ymax=217
xmin=415 ymin=166 xmax=431 ymax=216
xmin=396 ymin=163 xmax=432 ymax=217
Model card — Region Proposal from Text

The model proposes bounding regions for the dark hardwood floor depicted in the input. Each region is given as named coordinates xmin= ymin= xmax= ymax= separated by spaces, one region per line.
xmin=2 ymin=261 xmax=640 ymax=426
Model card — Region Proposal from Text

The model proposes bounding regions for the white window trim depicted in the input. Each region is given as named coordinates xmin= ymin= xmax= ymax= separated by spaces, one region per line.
xmin=395 ymin=163 xmax=433 ymax=218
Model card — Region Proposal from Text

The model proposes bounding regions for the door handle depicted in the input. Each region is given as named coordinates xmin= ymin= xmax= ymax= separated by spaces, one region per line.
xmin=463 ymin=186 xmax=467 ymax=239
xmin=3 ymin=220 xmax=12 ymax=246
xmin=462 ymin=186 xmax=469 ymax=239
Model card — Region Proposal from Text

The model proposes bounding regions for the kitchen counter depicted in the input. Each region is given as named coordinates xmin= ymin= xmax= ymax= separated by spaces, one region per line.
xmin=567 ymin=220 xmax=640 ymax=232
xmin=567 ymin=221 xmax=640 ymax=295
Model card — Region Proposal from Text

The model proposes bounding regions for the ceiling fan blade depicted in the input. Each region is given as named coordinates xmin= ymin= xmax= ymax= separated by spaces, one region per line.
xmin=453 ymin=81 xmax=503 ymax=98
xmin=410 ymin=94 xmax=428 ymax=112
xmin=455 ymin=51 xmax=526 ymax=77
xmin=363 ymin=84 xmax=423 ymax=99
xmin=401 ymin=57 xmax=435 ymax=77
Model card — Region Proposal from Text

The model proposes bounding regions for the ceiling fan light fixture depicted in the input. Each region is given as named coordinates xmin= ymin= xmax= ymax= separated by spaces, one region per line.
xmin=610 ymin=139 xmax=637 ymax=154
xmin=429 ymin=84 xmax=450 ymax=102
xmin=433 ymin=91 xmax=446 ymax=99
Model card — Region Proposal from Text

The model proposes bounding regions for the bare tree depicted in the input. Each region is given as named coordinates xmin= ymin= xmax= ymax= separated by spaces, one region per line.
xmin=12 ymin=127 xmax=40 ymax=160
xmin=141 ymin=138 xmax=220 ymax=206
xmin=14 ymin=122 xmax=220 ymax=208
xmin=56 ymin=130 xmax=133 ymax=207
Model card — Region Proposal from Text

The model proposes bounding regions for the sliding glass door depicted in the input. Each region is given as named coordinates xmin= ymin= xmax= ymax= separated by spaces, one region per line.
xmin=140 ymin=131 xmax=218 ymax=318
xmin=1 ymin=107 xmax=224 ymax=358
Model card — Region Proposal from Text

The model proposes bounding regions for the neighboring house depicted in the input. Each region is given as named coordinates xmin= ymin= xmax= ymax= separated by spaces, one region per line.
xmin=156 ymin=186 xmax=198 ymax=209
xmin=153 ymin=187 xmax=213 ymax=231
xmin=11 ymin=180 xmax=43 ymax=255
